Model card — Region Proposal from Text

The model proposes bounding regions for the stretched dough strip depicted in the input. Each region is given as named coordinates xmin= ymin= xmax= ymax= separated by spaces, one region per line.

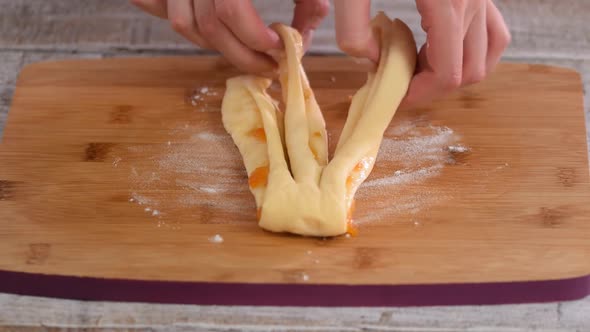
xmin=272 ymin=23 xmax=327 ymax=184
xmin=221 ymin=13 xmax=417 ymax=236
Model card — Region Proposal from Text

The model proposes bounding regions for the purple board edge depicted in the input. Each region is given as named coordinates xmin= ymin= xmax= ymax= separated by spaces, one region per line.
xmin=0 ymin=270 xmax=588 ymax=306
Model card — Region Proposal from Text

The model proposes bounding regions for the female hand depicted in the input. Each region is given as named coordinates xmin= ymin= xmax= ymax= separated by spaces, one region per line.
xmin=334 ymin=0 xmax=511 ymax=106
xmin=131 ymin=0 xmax=330 ymax=73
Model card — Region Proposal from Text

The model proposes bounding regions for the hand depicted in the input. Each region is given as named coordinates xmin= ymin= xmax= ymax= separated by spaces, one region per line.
xmin=130 ymin=0 xmax=330 ymax=73
xmin=334 ymin=0 xmax=511 ymax=107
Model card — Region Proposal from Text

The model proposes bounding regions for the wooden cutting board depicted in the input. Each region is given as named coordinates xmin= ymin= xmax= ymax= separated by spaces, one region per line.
xmin=0 ymin=57 xmax=589 ymax=306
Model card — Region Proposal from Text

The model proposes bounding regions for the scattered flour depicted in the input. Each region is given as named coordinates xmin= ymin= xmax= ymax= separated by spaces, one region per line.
xmin=447 ymin=145 xmax=470 ymax=153
xmin=130 ymin=193 xmax=152 ymax=206
xmin=301 ymin=273 xmax=310 ymax=282
xmin=190 ymin=86 xmax=219 ymax=107
xmin=208 ymin=234 xmax=224 ymax=244
xmin=353 ymin=119 xmax=467 ymax=224
xmin=191 ymin=132 xmax=227 ymax=142
xmin=123 ymin=117 xmax=470 ymax=228
xmin=362 ymin=165 xmax=443 ymax=188
xmin=125 ymin=122 xmax=251 ymax=226
xmin=496 ymin=162 xmax=510 ymax=170
xmin=198 ymin=186 xmax=219 ymax=194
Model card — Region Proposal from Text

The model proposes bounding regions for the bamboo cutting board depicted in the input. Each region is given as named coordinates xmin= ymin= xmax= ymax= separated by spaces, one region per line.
xmin=0 ymin=57 xmax=589 ymax=306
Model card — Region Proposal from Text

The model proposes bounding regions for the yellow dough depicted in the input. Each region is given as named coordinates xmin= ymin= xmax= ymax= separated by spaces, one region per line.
xmin=221 ymin=13 xmax=417 ymax=236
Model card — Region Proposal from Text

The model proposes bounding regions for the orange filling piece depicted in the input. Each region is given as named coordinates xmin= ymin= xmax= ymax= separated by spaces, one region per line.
xmin=353 ymin=162 xmax=364 ymax=173
xmin=249 ymin=128 xmax=266 ymax=142
xmin=346 ymin=161 xmax=365 ymax=191
xmin=248 ymin=166 xmax=269 ymax=189
xmin=256 ymin=207 xmax=262 ymax=221
xmin=309 ymin=143 xmax=319 ymax=160
xmin=346 ymin=175 xmax=354 ymax=191
xmin=303 ymin=88 xmax=311 ymax=101
xmin=347 ymin=222 xmax=359 ymax=237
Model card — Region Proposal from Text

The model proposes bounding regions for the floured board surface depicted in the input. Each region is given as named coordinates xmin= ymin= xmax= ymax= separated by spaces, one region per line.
xmin=0 ymin=57 xmax=589 ymax=306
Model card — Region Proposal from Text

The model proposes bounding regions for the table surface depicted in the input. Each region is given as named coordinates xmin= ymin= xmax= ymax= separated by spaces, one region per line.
xmin=0 ymin=0 xmax=589 ymax=330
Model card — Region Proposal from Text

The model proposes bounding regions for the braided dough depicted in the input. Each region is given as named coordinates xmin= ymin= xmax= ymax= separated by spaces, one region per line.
xmin=221 ymin=13 xmax=416 ymax=236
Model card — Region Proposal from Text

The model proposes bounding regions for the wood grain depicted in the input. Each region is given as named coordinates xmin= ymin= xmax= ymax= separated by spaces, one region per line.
xmin=3 ymin=0 xmax=590 ymax=328
xmin=0 ymin=57 xmax=589 ymax=291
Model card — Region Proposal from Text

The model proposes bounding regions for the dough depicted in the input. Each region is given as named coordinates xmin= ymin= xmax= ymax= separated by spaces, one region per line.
xmin=221 ymin=13 xmax=417 ymax=236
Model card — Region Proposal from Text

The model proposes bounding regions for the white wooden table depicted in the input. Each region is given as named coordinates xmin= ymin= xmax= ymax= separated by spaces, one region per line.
xmin=0 ymin=1 xmax=588 ymax=330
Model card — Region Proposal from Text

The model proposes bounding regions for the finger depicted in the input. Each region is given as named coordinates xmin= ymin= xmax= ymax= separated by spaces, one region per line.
xmin=415 ymin=43 xmax=429 ymax=73
xmin=461 ymin=7 xmax=487 ymax=85
xmin=407 ymin=0 xmax=464 ymax=105
xmin=485 ymin=0 xmax=511 ymax=73
xmin=130 ymin=0 xmax=168 ymax=19
xmin=292 ymin=0 xmax=330 ymax=33
xmin=167 ymin=0 xmax=211 ymax=48
xmin=214 ymin=0 xmax=282 ymax=52
xmin=194 ymin=0 xmax=276 ymax=73
xmin=402 ymin=71 xmax=440 ymax=108
xmin=333 ymin=0 xmax=379 ymax=62
xmin=301 ymin=29 xmax=314 ymax=53
xmin=292 ymin=0 xmax=330 ymax=52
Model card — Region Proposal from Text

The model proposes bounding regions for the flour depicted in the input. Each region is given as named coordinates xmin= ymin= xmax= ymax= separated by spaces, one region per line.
xmin=379 ymin=125 xmax=455 ymax=165
xmin=190 ymin=86 xmax=219 ymax=108
xmin=191 ymin=132 xmax=228 ymax=142
xmin=126 ymin=122 xmax=250 ymax=225
xmin=362 ymin=165 xmax=443 ymax=188
xmin=208 ymin=234 xmax=224 ymax=244
xmin=447 ymin=145 xmax=470 ymax=153
xmin=496 ymin=162 xmax=510 ymax=170
xmin=352 ymin=119 xmax=466 ymax=224
xmin=175 ymin=179 xmax=239 ymax=194
xmin=198 ymin=186 xmax=220 ymax=194
xmin=124 ymin=116 xmax=469 ymax=228
xmin=130 ymin=193 xmax=153 ymax=205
